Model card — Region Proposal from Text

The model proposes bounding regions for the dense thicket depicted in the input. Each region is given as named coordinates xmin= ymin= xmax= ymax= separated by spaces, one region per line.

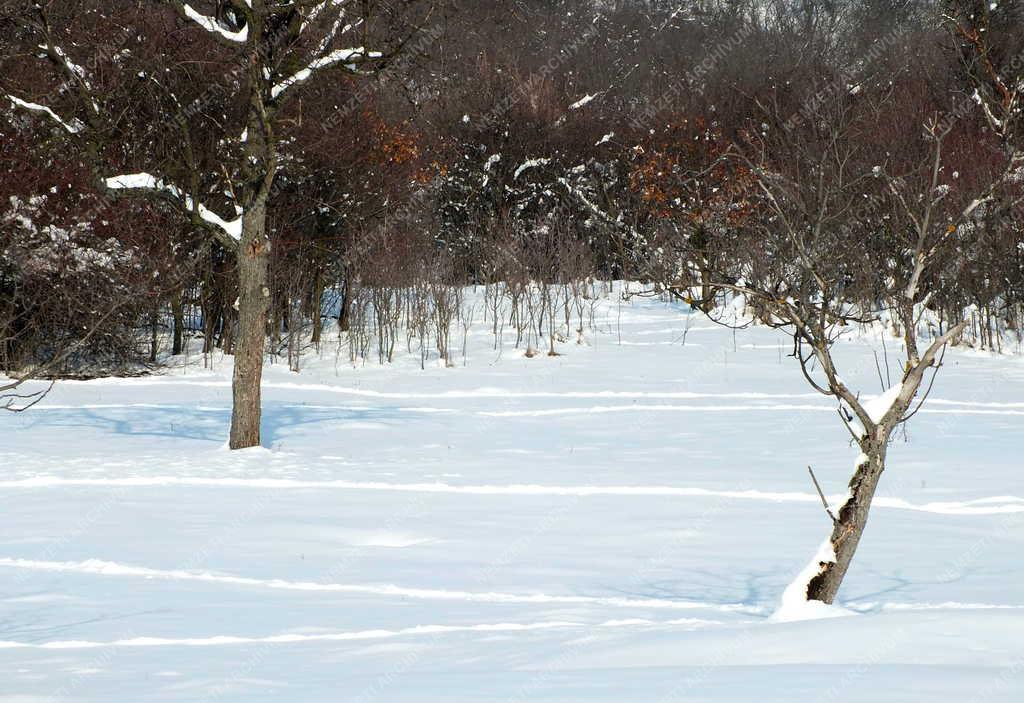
xmin=2 ymin=0 xmax=1023 ymax=375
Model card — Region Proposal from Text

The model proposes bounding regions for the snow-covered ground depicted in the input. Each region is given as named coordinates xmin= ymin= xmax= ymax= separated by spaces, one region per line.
xmin=2 ymin=288 xmax=1023 ymax=701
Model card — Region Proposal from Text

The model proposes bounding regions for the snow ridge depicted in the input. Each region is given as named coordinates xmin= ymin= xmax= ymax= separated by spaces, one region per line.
xmin=2 ymin=478 xmax=1020 ymax=515
xmin=0 ymin=557 xmax=757 ymax=613
xmin=0 ymin=617 xmax=718 ymax=650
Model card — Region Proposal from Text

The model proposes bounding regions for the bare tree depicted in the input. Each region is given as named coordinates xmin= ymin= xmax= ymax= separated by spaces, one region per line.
xmin=1 ymin=0 xmax=434 ymax=446
xmin=643 ymin=76 xmax=1015 ymax=602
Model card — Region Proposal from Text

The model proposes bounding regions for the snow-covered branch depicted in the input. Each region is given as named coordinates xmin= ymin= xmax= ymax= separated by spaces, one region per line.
xmin=105 ymin=173 xmax=242 ymax=245
xmin=6 ymin=95 xmax=84 ymax=134
xmin=301 ymin=0 xmax=348 ymax=33
xmin=271 ymin=46 xmax=380 ymax=99
xmin=44 ymin=44 xmax=90 ymax=88
xmin=37 ymin=42 xmax=101 ymax=118
xmin=513 ymin=157 xmax=550 ymax=180
xmin=172 ymin=2 xmax=249 ymax=43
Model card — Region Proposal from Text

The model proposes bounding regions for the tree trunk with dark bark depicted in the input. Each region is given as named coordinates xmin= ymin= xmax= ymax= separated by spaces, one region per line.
xmin=222 ymin=307 xmax=236 ymax=356
xmin=149 ymin=308 xmax=159 ymax=363
xmin=202 ymin=299 xmax=219 ymax=354
xmin=338 ymin=275 xmax=353 ymax=332
xmin=171 ymin=292 xmax=185 ymax=356
xmin=311 ymin=272 xmax=323 ymax=347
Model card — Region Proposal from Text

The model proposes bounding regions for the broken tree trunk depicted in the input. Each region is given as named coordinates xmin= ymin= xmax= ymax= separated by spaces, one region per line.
xmin=806 ymin=439 xmax=889 ymax=603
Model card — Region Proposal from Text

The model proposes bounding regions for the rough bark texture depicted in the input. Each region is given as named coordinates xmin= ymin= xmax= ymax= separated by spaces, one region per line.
xmin=228 ymin=201 xmax=270 ymax=449
xmin=806 ymin=440 xmax=888 ymax=603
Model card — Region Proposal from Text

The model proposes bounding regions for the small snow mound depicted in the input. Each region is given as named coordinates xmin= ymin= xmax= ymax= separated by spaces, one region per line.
xmin=217 ymin=443 xmax=272 ymax=454
xmin=863 ymin=383 xmax=904 ymax=423
xmin=772 ymin=597 xmax=855 ymax=623
xmin=772 ymin=538 xmax=856 ymax=622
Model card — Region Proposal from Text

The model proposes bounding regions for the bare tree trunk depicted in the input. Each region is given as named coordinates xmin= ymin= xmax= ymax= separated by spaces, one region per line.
xmin=310 ymin=272 xmax=323 ymax=347
xmin=338 ymin=275 xmax=353 ymax=332
xmin=222 ymin=308 xmax=235 ymax=356
xmin=149 ymin=308 xmax=159 ymax=363
xmin=270 ymin=289 xmax=283 ymax=349
xmin=229 ymin=202 xmax=270 ymax=449
xmin=699 ymin=260 xmax=715 ymax=312
xmin=171 ymin=292 xmax=185 ymax=356
xmin=806 ymin=440 xmax=888 ymax=603
xmin=202 ymin=298 xmax=219 ymax=354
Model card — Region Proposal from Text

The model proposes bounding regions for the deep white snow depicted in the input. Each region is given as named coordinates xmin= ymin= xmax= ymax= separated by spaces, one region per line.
xmin=1 ymin=287 xmax=1022 ymax=701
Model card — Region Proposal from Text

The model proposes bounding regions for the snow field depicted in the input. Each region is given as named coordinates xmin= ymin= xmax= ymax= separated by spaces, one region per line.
xmin=1 ymin=290 xmax=1022 ymax=701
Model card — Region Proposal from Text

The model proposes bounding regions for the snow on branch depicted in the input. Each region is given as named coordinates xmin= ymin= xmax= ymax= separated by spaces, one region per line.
xmin=271 ymin=46 xmax=381 ymax=99
xmin=7 ymin=95 xmax=84 ymax=134
xmin=44 ymin=44 xmax=91 ymax=89
xmin=513 ymin=157 xmax=550 ymax=180
xmin=179 ymin=3 xmax=248 ymax=43
xmin=569 ymin=94 xmax=596 ymax=110
xmin=39 ymin=43 xmax=101 ymax=116
xmin=105 ymin=173 xmax=242 ymax=242
xmin=302 ymin=0 xmax=347 ymax=34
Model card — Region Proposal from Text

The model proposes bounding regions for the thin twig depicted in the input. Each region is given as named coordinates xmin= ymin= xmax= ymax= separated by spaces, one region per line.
xmin=873 ymin=350 xmax=886 ymax=392
xmin=808 ymin=465 xmax=838 ymax=525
